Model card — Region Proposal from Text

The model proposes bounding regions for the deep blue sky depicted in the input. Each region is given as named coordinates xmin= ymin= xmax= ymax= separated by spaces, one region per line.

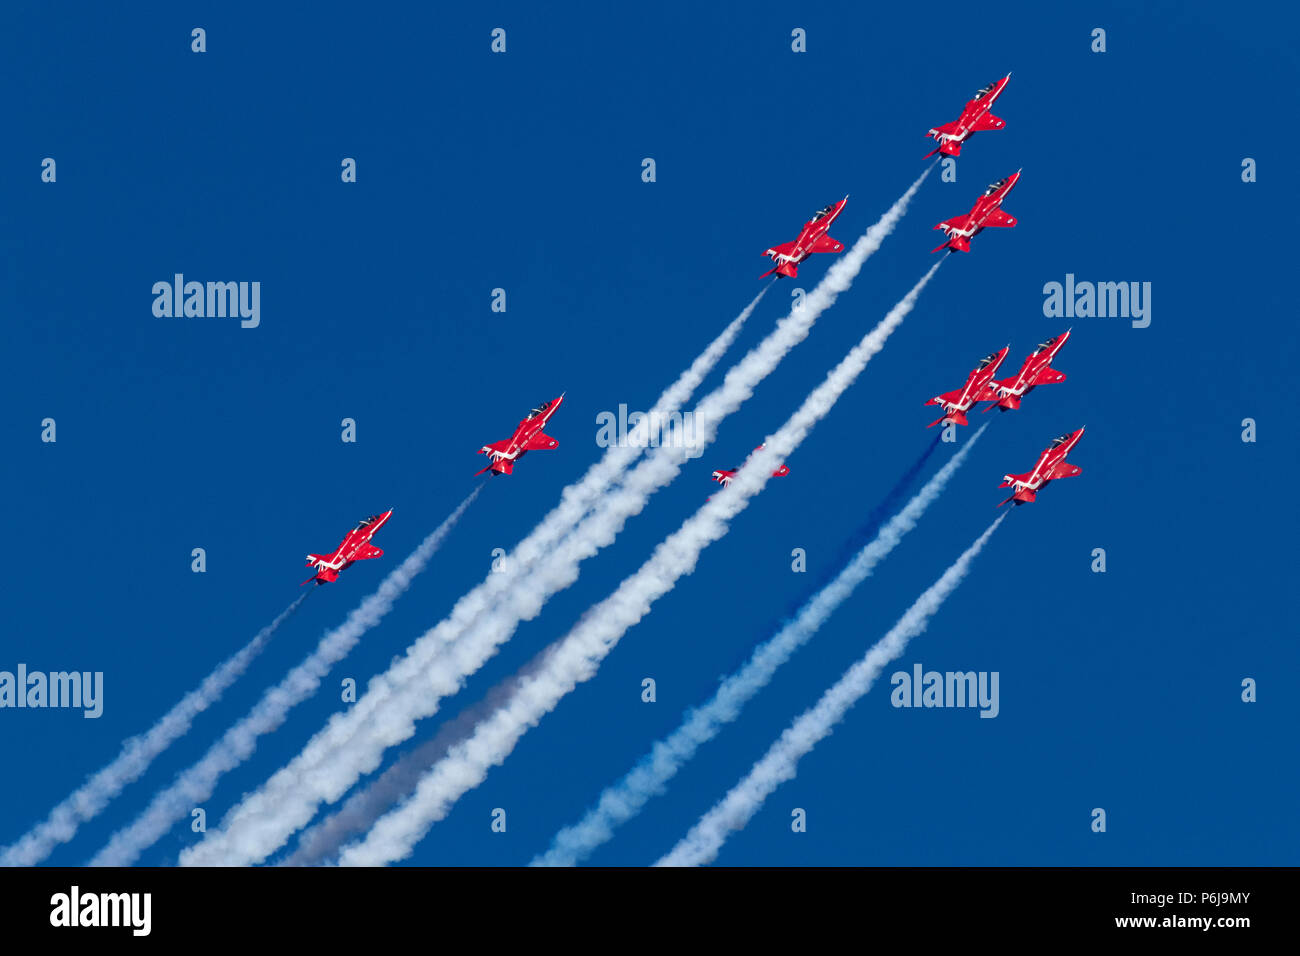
xmin=2 ymin=1 xmax=1296 ymax=866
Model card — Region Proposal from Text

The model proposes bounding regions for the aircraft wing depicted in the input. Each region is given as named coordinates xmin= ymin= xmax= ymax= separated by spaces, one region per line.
xmin=810 ymin=235 xmax=844 ymax=254
xmin=927 ymin=388 xmax=964 ymax=408
xmin=972 ymin=112 xmax=1005 ymax=132
xmin=983 ymin=208 xmax=1017 ymax=228
xmin=1032 ymin=368 xmax=1066 ymax=385
xmin=524 ymin=431 xmax=559 ymax=451
xmin=1049 ymin=462 xmax=1081 ymax=479
xmin=352 ymin=544 xmax=384 ymax=561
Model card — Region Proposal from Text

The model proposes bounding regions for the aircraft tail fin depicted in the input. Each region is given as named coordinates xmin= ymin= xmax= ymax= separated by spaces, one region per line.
xmin=759 ymin=247 xmax=799 ymax=277
xmin=997 ymin=487 xmax=1035 ymax=508
xmin=931 ymin=220 xmax=971 ymax=253
xmin=926 ymin=123 xmax=962 ymax=158
xmin=761 ymin=241 xmax=799 ymax=279
xmin=477 ymin=439 xmax=515 ymax=476
xmin=931 ymin=235 xmax=970 ymax=253
xmin=927 ymin=409 xmax=968 ymax=428
xmin=475 ymin=458 xmax=514 ymax=476
xmin=302 ymin=567 xmax=337 ymax=585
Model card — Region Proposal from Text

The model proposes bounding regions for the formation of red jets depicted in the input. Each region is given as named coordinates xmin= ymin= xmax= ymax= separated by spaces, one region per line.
xmin=305 ymin=73 xmax=1089 ymax=584
xmin=924 ymin=330 xmax=1084 ymax=506
xmin=926 ymin=332 xmax=1071 ymax=428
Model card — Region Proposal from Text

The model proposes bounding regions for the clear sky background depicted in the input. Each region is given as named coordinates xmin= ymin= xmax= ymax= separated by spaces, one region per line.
xmin=1 ymin=1 xmax=1296 ymax=866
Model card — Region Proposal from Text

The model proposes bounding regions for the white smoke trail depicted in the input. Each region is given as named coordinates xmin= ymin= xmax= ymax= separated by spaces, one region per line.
xmin=279 ymin=666 xmax=520 ymax=866
xmin=181 ymin=172 xmax=931 ymax=868
xmin=657 ymin=513 xmax=1006 ymax=867
xmin=534 ymin=425 xmax=985 ymax=866
xmin=86 ymin=488 xmax=479 ymax=866
xmin=336 ymin=262 xmax=944 ymax=866
xmin=0 ymin=592 xmax=309 ymax=867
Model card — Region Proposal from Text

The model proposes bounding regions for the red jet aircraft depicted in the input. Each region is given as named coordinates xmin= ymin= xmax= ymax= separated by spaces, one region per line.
xmin=761 ymin=197 xmax=848 ymax=279
xmin=303 ymin=510 xmax=393 ymax=585
xmin=925 ymin=346 xmax=1010 ymax=427
xmin=998 ymin=428 xmax=1084 ymax=506
xmin=924 ymin=74 xmax=1012 ymax=158
xmin=476 ymin=394 xmax=565 ymax=476
xmin=932 ymin=171 xmax=1020 ymax=253
xmin=986 ymin=330 xmax=1071 ymax=412
xmin=711 ymin=444 xmax=790 ymax=489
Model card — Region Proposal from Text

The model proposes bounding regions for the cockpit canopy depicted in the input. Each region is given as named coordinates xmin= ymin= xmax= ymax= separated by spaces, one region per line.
xmin=809 ymin=204 xmax=835 ymax=222
xmin=1035 ymin=336 xmax=1057 ymax=352
xmin=527 ymin=399 xmax=553 ymax=420
xmin=983 ymin=177 xmax=1008 ymax=196
xmin=973 ymin=81 xmax=997 ymax=101
xmin=1051 ymin=434 xmax=1073 ymax=447
xmin=977 ymin=352 xmax=999 ymax=368
xmin=354 ymin=514 xmax=382 ymax=531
